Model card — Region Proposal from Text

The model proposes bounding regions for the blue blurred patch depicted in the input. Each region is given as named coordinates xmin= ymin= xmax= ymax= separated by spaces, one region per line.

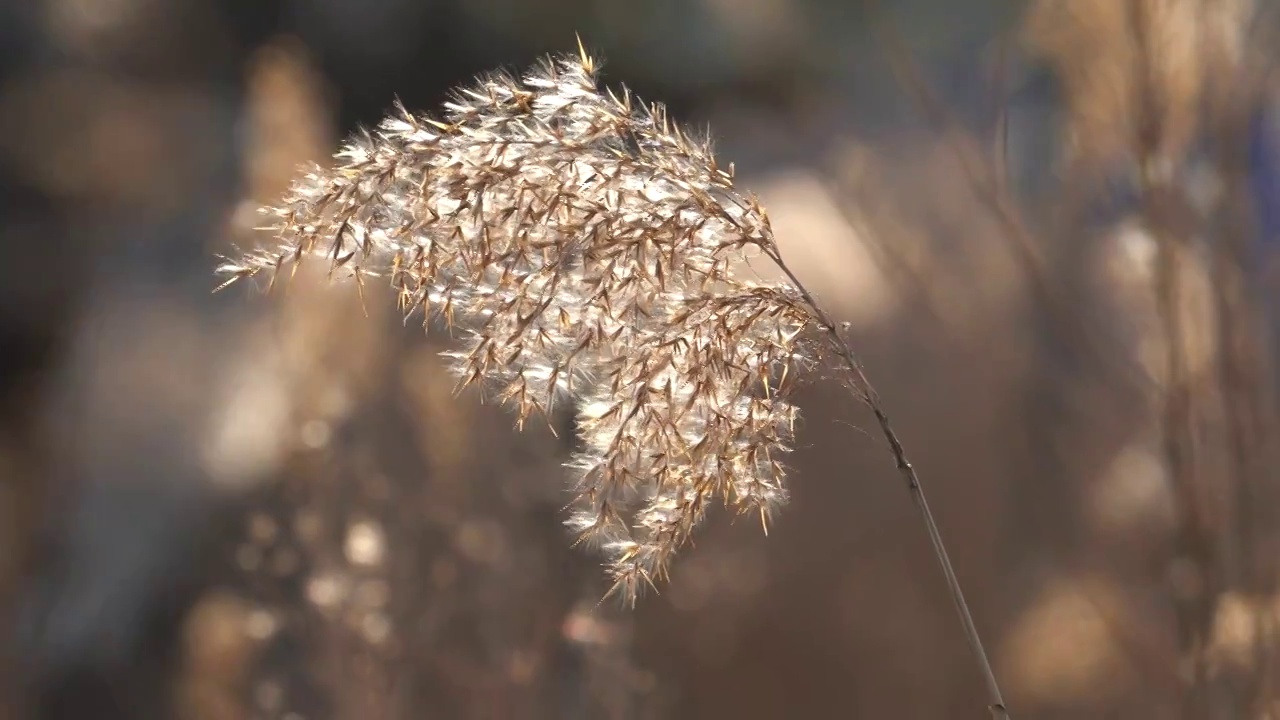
xmin=1250 ymin=106 xmax=1280 ymax=249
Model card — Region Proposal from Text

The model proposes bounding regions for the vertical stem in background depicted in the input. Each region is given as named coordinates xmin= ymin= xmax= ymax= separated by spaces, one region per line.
xmin=857 ymin=0 xmax=1279 ymax=714
xmin=1147 ymin=189 xmax=1216 ymax=716
xmin=1125 ymin=1 xmax=1228 ymax=716
xmin=1205 ymin=23 xmax=1280 ymax=710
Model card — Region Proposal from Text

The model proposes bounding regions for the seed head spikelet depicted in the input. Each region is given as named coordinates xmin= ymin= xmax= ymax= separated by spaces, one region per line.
xmin=217 ymin=50 xmax=814 ymax=603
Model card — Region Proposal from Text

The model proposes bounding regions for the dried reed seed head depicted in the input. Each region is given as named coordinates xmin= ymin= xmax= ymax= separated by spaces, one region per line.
xmin=218 ymin=48 xmax=815 ymax=603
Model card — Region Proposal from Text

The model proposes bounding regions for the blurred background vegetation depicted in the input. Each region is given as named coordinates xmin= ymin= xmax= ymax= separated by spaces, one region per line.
xmin=1 ymin=0 xmax=1279 ymax=718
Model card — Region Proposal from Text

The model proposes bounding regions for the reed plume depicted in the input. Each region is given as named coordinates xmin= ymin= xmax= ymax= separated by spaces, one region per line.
xmin=217 ymin=41 xmax=1009 ymax=718
xmin=218 ymin=44 xmax=813 ymax=603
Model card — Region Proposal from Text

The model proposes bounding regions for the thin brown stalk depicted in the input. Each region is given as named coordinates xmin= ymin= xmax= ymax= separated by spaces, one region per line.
xmin=762 ymin=246 xmax=1010 ymax=720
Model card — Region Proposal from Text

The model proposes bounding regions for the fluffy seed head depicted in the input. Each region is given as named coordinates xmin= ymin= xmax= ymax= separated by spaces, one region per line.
xmin=217 ymin=48 xmax=815 ymax=603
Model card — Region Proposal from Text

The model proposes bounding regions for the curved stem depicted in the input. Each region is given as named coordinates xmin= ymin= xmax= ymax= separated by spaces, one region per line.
xmin=768 ymin=249 xmax=1010 ymax=720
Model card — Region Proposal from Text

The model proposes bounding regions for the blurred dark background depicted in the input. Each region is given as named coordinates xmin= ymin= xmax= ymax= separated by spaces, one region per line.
xmin=2 ymin=0 xmax=1279 ymax=718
